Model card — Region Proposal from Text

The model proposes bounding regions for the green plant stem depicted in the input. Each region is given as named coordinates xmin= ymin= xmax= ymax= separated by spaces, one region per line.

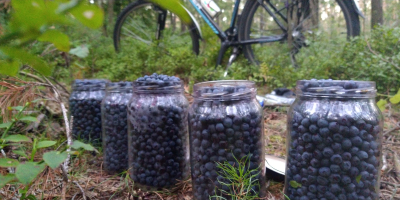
xmin=30 ymin=139 xmax=38 ymax=162
xmin=377 ymin=93 xmax=392 ymax=97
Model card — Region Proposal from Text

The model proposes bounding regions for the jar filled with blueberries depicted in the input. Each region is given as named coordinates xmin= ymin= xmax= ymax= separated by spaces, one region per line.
xmin=189 ymin=80 xmax=266 ymax=200
xmin=69 ymin=79 xmax=109 ymax=145
xmin=285 ymin=80 xmax=383 ymax=200
xmin=127 ymin=74 xmax=189 ymax=191
xmin=101 ymin=82 xmax=132 ymax=174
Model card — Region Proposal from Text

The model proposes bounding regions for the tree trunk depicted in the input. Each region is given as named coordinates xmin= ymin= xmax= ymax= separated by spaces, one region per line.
xmin=181 ymin=21 xmax=186 ymax=33
xmin=107 ymin=0 xmax=115 ymax=26
xmin=371 ymin=0 xmax=383 ymax=28
xmin=171 ymin=13 xmax=176 ymax=32
xmin=310 ymin=0 xmax=319 ymax=28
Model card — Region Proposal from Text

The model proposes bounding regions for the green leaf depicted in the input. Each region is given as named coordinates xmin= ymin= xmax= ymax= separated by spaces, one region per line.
xmin=3 ymin=135 xmax=31 ymax=143
xmin=69 ymin=45 xmax=89 ymax=58
xmin=69 ymin=3 xmax=104 ymax=29
xmin=0 ymin=60 xmax=20 ymax=76
xmin=0 ymin=174 xmax=16 ymax=189
xmin=19 ymin=116 xmax=38 ymax=122
xmin=390 ymin=89 xmax=400 ymax=105
xmin=13 ymin=150 xmax=28 ymax=158
xmin=43 ymin=151 xmax=68 ymax=169
xmin=71 ymin=140 xmax=94 ymax=151
xmin=377 ymin=99 xmax=387 ymax=112
xmin=356 ymin=174 xmax=362 ymax=183
xmin=289 ymin=180 xmax=302 ymax=188
xmin=10 ymin=0 xmax=70 ymax=33
xmin=0 ymin=158 xmax=20 ymax=167
xmin=38 ymin=29 xmax=70 ymax=52
xmin=149 ymin=0 xmax=191 ymax=24
xmin=10 ymin=106 xmax=24 ymax=111
xmin=36 ymin=141 xmax=56 ymax=149
xmin=0 ymin=122 xmax=12 ymax=129
xmin=15 ymin=162 xmax=45 ymax=185
xmin=0 ymin=47 xmax=53 ymax=76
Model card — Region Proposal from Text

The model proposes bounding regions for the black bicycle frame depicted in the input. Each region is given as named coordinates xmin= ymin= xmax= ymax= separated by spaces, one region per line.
xmin=188 ymin=0 xmax=288 ymax=44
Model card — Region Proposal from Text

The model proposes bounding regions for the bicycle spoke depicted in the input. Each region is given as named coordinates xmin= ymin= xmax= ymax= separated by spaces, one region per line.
xmin=121 ymin=27 xmax=152 ymax=45
xmin=240 ymin=0 xmax=358 ymax=65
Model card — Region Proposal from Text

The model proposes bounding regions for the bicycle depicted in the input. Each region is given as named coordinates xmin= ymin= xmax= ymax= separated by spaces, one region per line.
xmin=113 ymin=0 xmax=363 ymax=76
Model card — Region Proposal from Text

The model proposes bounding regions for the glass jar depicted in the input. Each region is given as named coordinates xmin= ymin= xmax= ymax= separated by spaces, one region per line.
xmin=69 ymin=79 xmax=109 ymax=145
xmin=189 ymin=80 xmax=266 ymax=200
xmin=101 ymin=82 xmax=132 ymax=174
xmin=127 ymin=79 xmax=189 ymax=191
xmin=285 ymin=80 xmax=383 ymax=200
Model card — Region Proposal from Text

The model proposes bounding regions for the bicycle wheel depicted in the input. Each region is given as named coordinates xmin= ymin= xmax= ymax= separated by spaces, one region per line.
xmin=113 ymin=0 xmax=200 ymax=55
xmin=239 ymin=0 xmax=360 ymax=65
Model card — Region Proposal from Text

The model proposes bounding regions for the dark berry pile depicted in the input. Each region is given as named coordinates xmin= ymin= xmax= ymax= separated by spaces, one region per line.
xmin=189 ymin=83 xmax=265 ymax=200
xmin=128 ymin=74 xmax=188 ymax=191
xmin=102 ymin=82 xmax=132 ymax=173
xmin=135 ymin=73 xmax=181 ymax=87
xmin=286 ymin=80 xmax=382 ymax=200
xmin=70 ymin=79 xmax=108 ymax=145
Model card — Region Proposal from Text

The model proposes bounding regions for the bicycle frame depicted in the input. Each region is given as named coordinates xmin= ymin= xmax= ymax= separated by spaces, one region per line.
xmin=187 ymin=0 xmax=285 ymax=45
xmin=181 ymin=0 xmax=363 ymax=67
xmin=186 ymin=0 xmax=286 ymax=66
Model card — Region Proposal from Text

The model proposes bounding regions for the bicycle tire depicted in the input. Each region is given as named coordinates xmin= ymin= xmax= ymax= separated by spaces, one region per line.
xmin=113 ymin=0 xmax=200 ymax=55
xmin=239 ymin=0 xmax=360 ymax=65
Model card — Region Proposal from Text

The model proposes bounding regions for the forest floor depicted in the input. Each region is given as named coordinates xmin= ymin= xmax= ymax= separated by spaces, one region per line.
xmin=1 ymin=95 xmax=400 ymax=200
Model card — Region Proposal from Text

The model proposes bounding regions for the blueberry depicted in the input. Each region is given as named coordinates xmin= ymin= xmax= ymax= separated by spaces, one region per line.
xmin=317 ymin=119 xmax=329 ymax=128
xmin=317 ymin=176 xmax=329 ymax=185
xmin=329 ymin=174 xmax=341 ymax=183
xmin=342 ymin=139 xmax=352 ymax=150
xmin=330 ymin=154 xmax=343 ymax=164
xmin=309 ymin=125 xmax=318 ymax=134
xmin=310 ymin=114 xmax=319 ymax=124
xmin=223 ymin=118 xmax=233 ymax=128
xmin=323 ymin=147 xmax=334 ymax=158
xmin=329 ymin=122 xmax=340 ymax=132
xmin=330 ymin=165 xmax=341 ymax=173
xmin=349 ymin=126 xmax=360 ymax=137
xmin=216 ymin=123 xmax=225 ymax=132
xmin=319 ymin=128 xmax=330 ymax=138
xmin=341 ymin=152 xmax=352 ymax=161
xmin=308 ymin=184 xmax=317 ymax=193
xmin=318 ymin=167 xmax=331 ymax=177
xmin=357 ymin=151 xmax=369 ymax=160
xmin=351 ymin=136 xmax=363 ymax=147
xmin=300 ymin=118 xmax=310 ymax=127
xmin=302 ymin=133 xmax=312 ymax=142
xmin=340 ymin=161 xmax=352 ymax=171
xmin=312 ymin=134 xmax=323 ymax=143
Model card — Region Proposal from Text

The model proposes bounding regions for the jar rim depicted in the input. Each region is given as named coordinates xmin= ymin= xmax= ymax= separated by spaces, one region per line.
xmin=133 ymin=80 xmax=184 ymax=93
xmin=192 ymin=80 xmax=256 ymax=100
xmin=106 ymin=81 xmax=133 ymax=92
xmin=72 ymin=79 xmax=109 ymax=91
xmin=296 ymin=80 xmax=376 ymax=98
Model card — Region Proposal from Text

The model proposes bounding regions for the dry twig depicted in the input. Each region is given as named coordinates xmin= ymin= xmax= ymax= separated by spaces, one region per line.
xmin=72 ymin=181 xmax=87 ymax=200
xmin=394 ymin=152 xmax=400 ymax=179
xmin=384 ymin=122 xmax=400 ymax=136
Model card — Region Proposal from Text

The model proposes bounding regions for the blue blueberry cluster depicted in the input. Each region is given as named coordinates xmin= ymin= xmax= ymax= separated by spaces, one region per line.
xmin=135 ymin=73 xmax=181 ymax=87
xmin=286 ymin=80 xmax=382 ymax=200
xmin=189 ymin=84 xmax=265 ymax=199
xmin=70 ymin=79 xmax=108 ymax=145
xmin=102 ymin=82 xmax=132 ymax=173
xmin=128 ymin=74 xmax=188 ymax=191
